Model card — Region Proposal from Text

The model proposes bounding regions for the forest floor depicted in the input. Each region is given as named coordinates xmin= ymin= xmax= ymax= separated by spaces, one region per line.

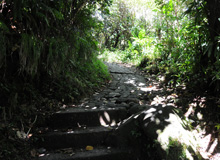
xmin=132 ymin=62 xmax=220 ymax=160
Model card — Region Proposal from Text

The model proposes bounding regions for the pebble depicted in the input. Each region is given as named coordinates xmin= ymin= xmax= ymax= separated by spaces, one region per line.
xmin=38 ymin=148 xmax=46 ymax=154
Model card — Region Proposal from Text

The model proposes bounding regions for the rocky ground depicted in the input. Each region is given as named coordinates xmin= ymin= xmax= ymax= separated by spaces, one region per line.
xmin=77 ymin=62 xmax=150 ymax=113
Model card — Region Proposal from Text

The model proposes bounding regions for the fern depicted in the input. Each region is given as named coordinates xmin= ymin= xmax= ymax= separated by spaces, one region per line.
xmin=19 ymin=34 xmax=43 ymax=75
xmin=0 ymin=21 xmax=9 ymax=33
xmin=0 ymin=31 xmax=6 ymax=68
xmin=46 ymin=37 xmax=71 ymax=76
xmin=12 ymin=0 xmax=23 ymax=21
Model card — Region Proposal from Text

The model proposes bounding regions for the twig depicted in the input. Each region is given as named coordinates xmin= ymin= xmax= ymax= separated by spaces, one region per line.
xmin=26 ymin=115 xmax=38 ymax=138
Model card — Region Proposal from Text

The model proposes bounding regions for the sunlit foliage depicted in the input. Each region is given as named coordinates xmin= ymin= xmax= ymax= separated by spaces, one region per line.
xmin=99 ymin=0 xmax=220 ymax=92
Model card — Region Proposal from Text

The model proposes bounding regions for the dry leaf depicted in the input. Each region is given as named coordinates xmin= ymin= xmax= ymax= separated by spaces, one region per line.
xmin=16 ymin=131 xmax=27 ymax=139
xmin=30 ymin=149 xmax=37 ymax=157
xmin=86 ymin=146 xmax=94 ymax=151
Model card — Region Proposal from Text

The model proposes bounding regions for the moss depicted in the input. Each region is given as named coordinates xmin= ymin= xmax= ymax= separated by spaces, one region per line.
xmin=166 ymin=138 xmax=188 ymax=160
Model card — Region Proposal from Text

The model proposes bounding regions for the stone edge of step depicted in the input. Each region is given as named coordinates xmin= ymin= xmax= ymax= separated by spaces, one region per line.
xmin=39 ymin=126 xmax=114 ymax=136
xmin=55 ymin=107 xmax=127 ymax=114
xmin=36 ymin=147 xmax=134 ymax=160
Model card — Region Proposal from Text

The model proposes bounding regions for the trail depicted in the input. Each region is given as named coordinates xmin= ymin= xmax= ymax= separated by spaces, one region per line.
xmin=35 ymin=62 xmax=154 ymax=160
xmin=78 ymin=62 xmax=150 ymax=111
xmin=35 ymin=62 xmax=212 ymax=160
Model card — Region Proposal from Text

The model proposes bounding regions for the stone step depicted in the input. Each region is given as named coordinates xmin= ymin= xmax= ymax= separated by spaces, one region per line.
xmin=37 ymin=147 xmax=137 ymax=160
xmin=36 ymin=126 xmax=113 ymax=150
xmin=48 ymin=107 xmax=127 ymax=129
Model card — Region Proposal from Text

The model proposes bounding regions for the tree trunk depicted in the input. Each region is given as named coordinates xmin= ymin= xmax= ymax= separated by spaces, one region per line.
xmin=205 ymin=0 xmax=220 ymax=63
xmin=114 ymin=30 xmax=120 ymax=48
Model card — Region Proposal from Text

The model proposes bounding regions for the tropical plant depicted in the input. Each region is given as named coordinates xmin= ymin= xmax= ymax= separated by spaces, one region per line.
xmin=0 ymin=0 xmax=111 ymax=159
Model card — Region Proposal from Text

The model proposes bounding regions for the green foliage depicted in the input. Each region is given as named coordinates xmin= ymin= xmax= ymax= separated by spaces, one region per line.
xmin=97 ymin=0 xmax=135 ymax=49
xmin=99 ymin=0 xmax=220 ymax=93
xmin=99 ymin=26 xmax=157 ymax=65
xmin=165 ymin=138 xmax=188 ymax=160
xmin=0 ymin=31 xmax=6 ymax=68
xmin=1 ymin=0 xmax=220 ymax=158
xmin=130 ymin=0 xmax=220 ymax=91
xmin=20 ymin=34 xmax=43 ymax=75
xmin=0 ymin=0 xmax=111 ymax=159
xmin=0 ymin=0 xmax=111 ymax=105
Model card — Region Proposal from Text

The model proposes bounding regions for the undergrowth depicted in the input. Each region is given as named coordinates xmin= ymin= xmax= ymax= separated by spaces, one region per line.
xmin=0 ymin=1 xmax=112 ymax=159
xmin=0 ymin=56 xmax=110 ymax=160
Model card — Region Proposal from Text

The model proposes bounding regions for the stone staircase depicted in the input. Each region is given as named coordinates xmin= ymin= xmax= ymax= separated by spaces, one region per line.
xmin=35 ymin=107 xmax=140 ymax=160
xmin=34 ymin=63 xmax=149 ymax=160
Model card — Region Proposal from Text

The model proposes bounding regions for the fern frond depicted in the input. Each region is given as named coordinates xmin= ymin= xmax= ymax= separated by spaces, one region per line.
xmin=19 ymin=34 xmax=43 ymax=75
xmin=0 ymin=31 xmax=6 ymax=68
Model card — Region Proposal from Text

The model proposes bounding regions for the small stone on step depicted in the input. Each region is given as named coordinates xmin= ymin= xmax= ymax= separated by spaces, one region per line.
xmin=38 ymin=148 xmax=46 ymax=154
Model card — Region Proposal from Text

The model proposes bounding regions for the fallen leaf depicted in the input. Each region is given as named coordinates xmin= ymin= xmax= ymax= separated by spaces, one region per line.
xmin=30 ymin=149 xmax=37 ymax=157
xmin=86 ymin=146 xmax=94 ymax=151
xmin=16 ymin=131 xmax=27 ymax=139
xmin=69 ymin=153 xmax=75 ymax=156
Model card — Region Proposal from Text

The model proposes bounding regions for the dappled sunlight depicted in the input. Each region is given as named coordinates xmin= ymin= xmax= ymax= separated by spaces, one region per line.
xmin=151 ymin=96 xmax=166 ymax=105
xmin=197 ymin=134 xmax=220 ymax=159
xmin=39 ymin=153 xmax=50 ymax=157
xmin=184 ymin=103 xmax=195 ymax=118
xmin=129 ymin=103 xmax=199 ymax=159
xmin=124 ymin=79 xmax=136 ymax=86
xmin=130 ymin=71 xmax=220 ymax=159
xmin=157 ymin=113 xmax=197 ymax=149
xmin=177 ymin=95 xmax=220 ymax=159
xmin=67 ymin=130 xmax=74 ymax=134
xmin=34 ymin=63 xmax=220 ymax=159
xmin=99 ymin=111 xmax=117 ymax=127
xmin=140 ymin=85 xmax=158 ymax=92
xmin=148 ymin=93 xmax=178 ymax=107
xmin=142 ymin=105 xmax=199 ymax=159
xmin=143 ymin=108 xmax=156 ymax=120
xmin=1 ymin=0 xmax=219 ymax=158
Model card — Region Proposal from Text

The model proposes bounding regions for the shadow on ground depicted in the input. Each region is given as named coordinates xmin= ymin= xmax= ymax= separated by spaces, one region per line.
xmin=140 ymin=71 xmax=220 ymax=159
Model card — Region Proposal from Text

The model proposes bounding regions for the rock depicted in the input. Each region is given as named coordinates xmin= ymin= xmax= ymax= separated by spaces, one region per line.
xmin=115 ymin=98 xmax=126 ymax=103
xmin=127 ymin=98 xmax=139 ymax=103
xmin=117 ymin=103 xmax=129 ymax=109
xmin=128 ymin=94 xmax=138 ymax=98
xmin=115 ymin=105 xmax=201 ymax=160
xmin=140 ymin=105 xmax=176 ymax=140
xmin=108 ymin=92 xmax=121 ymax=98
xmin=128 ymin=105 xmax=141 ymax=115
xmin=129 ymin=102 xmax=135 ymax=107
xmin=116 ymin=98 xmax=139 ymax=104
xmin=141 ymin=105 xmax=200 ymax=159
xmin=38 ymin=148 xmax=46 ymax=154
xmin=86 ymin=103 xmax=96 ymax=107
xmin=95 ymin=102 xmax=103 ymax=107
xmin=113 ymin=114 xmax=142 ymax=147
xmin=109 ymin=86 xmax=118 ymax=90
xmin=106 ymin=102 xmax=116 ymax=108
xmin=128 ymin=105 xmax=150 ymax=115
xmin=141 ymin=94 xmax=150 ymax=100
